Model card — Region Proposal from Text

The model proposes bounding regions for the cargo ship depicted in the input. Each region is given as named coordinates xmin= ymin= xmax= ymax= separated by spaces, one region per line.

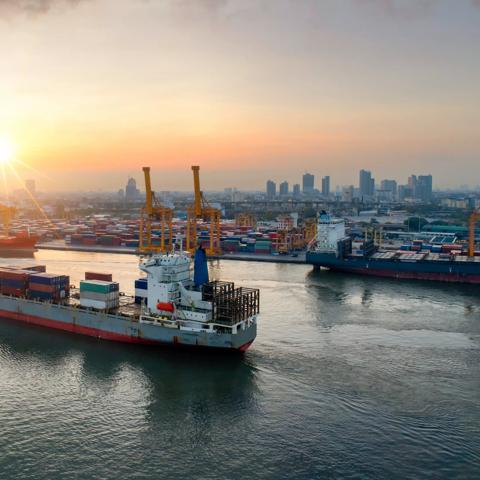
xmin=0 ymin=232 xmax=38 ymax=251
xmin=306 ymin=213 xmax=480 ymax=283
xmin=0 ymin=248 xmax=259 ymax=351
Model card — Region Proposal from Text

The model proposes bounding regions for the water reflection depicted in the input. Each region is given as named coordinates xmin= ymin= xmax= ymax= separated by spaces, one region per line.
xmin=0 ymin=317 xmax=258 ymax=415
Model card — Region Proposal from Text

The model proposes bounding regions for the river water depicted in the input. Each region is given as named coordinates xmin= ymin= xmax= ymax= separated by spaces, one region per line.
xmin=0 ymin=251 xmax=479 ymax=479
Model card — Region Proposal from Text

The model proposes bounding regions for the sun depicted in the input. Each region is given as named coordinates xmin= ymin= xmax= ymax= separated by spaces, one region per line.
xmin=0 ymin=137 xmax=15 ymax=165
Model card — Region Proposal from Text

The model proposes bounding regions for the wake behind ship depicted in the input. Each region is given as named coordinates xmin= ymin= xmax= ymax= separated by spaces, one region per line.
xmin=306 ymin=213 xmax=480 ymax=283
xmin=0 ymin=248 xmax=259 ymax=351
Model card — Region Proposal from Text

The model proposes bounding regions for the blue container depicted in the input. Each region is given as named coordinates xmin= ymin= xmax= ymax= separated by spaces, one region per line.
xmin=29 ymin=291 xmax=57 ymax=300
xmin=1 ymin=279 xmax=27 ymax=288
xmin=29 ymin=273 xmax=64 ymax=285
xmin=135 ymin=279 xmax=148 ymax=290
xmin=400 ymin=245 xmax=411 ymax=251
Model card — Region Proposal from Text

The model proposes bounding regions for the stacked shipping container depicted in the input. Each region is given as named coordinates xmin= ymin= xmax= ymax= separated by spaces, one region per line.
xmin=80 ymin=280 xmax=120 ymax=310
xmin=0 ymin=269 xmax=30 ymax=297
xmin=28 ymin=273 xmax=70 ymax=301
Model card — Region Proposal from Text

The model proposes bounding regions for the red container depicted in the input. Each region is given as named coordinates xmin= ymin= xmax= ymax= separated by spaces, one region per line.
xmin=0 ymin=286 xmax=26 ymax=296
xmin=28 ymin=283 xmax=57 ymax=293
xmin=0 ymin=269 xmax=30 ymax=280
xmin=85 ymin=272 xmax=113 ymax=282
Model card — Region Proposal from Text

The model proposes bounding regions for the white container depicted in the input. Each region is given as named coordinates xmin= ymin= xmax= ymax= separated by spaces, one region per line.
xmin=80 ymin=291 xmax=119 ymax=301
xmin=135 ymin=289 xmax=147 ymax=298
xmin=80 ymin=298 xmax=119 ymax=310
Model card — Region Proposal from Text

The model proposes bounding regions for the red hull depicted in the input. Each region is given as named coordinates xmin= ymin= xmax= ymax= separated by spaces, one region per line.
xmin=0 ymin=308 xmax=157 ymax=344
xmin=0 ymin=235 xmax=39 ymax=250
xmin=330 ymin=267 xmax=480 ymax=284
xmin=0 ymin=308 xmax=252 ymax=351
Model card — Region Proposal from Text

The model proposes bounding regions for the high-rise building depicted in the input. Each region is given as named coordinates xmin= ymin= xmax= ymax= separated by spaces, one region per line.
xmin=292 ymin=184 xmax=301 ymax=196
xmin=408 ymin=174 xmax=417 ymax=197
xmin=125 ymin=177 xmax=140 ymax=203
xmin=321 ymin=176 xmax=330 ymax=196
xmin=266 ymin=180 xmax=276 ymax=198
xmin=25 ymin=179 xmax=36 ymax=196
xmin=279 ymin=181 xmax=289 ymax=196
xmin=302 ymin=173 xmax=314 ymax=194
xmin=342 ymin=185 xmax=354 ymax=202
xmin=380 ymin=179 xmax=397 ymax=197
xmin=416 ymin=175 xmax=433 ymax=202
xmin=359 ymin=170 xmax=374 ymax=197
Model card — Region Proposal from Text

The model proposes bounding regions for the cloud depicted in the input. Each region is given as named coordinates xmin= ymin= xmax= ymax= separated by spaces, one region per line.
xmin=0 ymin=0 xmax=86 ymax=17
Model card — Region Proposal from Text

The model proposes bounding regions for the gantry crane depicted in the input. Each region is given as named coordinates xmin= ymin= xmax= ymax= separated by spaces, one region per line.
xmin=235 ymin=213 xmax=256 ymax=229
xmin=185 ymin=166 xmax=221 ymax=255
xmin=139 ymin=167 xmax=174 ymax=254
xmin=304 ymin=218 xmax=316 ymax=245
xmin=468 ymin=208 xmax=479 ymax=257
xmin=0 ymin=204 xmax=16 ymax=237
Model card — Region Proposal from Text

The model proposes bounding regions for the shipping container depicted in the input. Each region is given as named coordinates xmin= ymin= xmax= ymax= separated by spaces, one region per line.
xmin=80 ymin=280 xmax=119 ymax=294
xmin=80 ymin=298 xmax=119 ymax=310
xmin=28 ymin=283 xmax=58 ymax=293
xmin=1 ymin=286 xmax=26 ymax=297
xmin=85 ymin=272 xmax=113 ymax=282
xmin=29 ymin=290 xmax=66 ymax=301
xmin=134 ymin=278 xmax=148 ymax=289
xmin=29 ymin=273 xmax=67 ymax=286
xmin=80 ymin=291 xmax=119 ymax=301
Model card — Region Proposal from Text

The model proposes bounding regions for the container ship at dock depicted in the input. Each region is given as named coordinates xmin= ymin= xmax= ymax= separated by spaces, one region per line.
xmin=0 ymin=248 xmax=259 ymax=351
xmin=306 ymin=213 xmax=480 ymax=284
xmin=0 ymin=233 xmax=39 ymax=252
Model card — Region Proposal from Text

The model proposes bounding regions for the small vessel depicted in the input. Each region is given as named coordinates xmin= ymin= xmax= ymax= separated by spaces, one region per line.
xmin=0 ymin=232 xmax=39 ymax=252
xmin=306 ymin=212 xmax=480 ymax=283
xmin=0 ymin=204 xmax=38 ymax=252
xmin=0 ymin=248 xmax=259 ymax=351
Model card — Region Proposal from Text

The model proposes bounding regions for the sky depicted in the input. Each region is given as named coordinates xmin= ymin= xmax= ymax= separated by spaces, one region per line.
xmin=0 ymin=0 xmax=479 ymax=192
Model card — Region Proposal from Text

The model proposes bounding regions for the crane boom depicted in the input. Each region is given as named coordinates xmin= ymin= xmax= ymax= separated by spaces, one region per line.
xmin=192 ymin=166 xmax=202 ymax=217
xmin=143 ymin=167 xmax=153 ymax=215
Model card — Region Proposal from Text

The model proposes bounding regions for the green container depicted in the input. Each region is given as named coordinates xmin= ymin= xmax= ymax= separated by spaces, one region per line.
xmin=80 ymin=280 xmax=117 ymax=294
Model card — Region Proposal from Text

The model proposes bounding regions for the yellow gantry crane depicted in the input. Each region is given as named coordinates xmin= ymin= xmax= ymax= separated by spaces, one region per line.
xmin=139 ymin=167 xmax=174 ymax=254
xmin=304 ymin=218 xmax=317 ymax=245
xmin=468 ymin=208 xmax=479 ymax=257
xmin=235 ymin=213 xmax=256 ymax=229
xmin=186 ymin=166 xmax=221 ymax=255
xmin=0 ymin=204 xmax=16 ymax=237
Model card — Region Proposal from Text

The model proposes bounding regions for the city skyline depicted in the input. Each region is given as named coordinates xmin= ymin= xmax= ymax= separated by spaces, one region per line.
xmin=1 ymin=0 xmax=480 ymax=192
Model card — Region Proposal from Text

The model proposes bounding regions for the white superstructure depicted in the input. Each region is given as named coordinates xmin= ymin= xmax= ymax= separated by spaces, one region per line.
xmin=314 ymin=213 xmax=346 ymax=253
xmin=138 ymin=251 xmax=259 ymax=337
xmin=139 ymin=253 xmax=191 ymax=315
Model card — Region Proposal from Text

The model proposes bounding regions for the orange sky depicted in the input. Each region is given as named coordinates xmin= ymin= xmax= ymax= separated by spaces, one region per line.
xmin=1 ymin=0 xmax=480 ymax=191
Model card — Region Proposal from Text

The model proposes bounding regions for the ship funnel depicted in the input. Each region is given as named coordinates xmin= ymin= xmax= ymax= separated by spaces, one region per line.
xmin=193 ymin=246 xmax=209 ymax=288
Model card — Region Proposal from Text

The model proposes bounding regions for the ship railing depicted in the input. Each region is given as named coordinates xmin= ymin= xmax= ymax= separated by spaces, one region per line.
xmin=5 ymin=295 xmax=136 ymax=320
xmin=140 ymin=314 xmax=257 ymax=334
